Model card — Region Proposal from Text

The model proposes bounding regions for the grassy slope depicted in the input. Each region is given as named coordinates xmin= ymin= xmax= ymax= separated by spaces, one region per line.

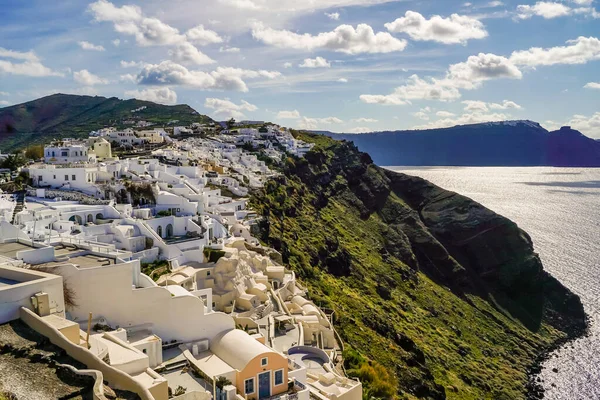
xmin=250 ymin=132 xmax=584 ymax=399
xmin=0 ymin=93 xmax=212 ymax=152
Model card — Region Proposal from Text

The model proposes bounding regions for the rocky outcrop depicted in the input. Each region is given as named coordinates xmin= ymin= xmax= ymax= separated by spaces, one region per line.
xmin=253 ymin=132 xmax=587 ymax=399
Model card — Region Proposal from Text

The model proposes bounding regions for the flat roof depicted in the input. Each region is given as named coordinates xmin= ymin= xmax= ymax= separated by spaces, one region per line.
xmin=0 ymin=242 xmax=35 ymax=259
xmin=192 ymin=350 xmax=236 ymax=378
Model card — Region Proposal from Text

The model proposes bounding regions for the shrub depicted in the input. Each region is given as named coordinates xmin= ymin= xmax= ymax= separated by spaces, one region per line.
xmin=203 ymin=248 xmax=226 ymax=263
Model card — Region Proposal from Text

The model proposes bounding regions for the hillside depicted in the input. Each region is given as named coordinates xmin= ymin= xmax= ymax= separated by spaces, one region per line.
xmin=326 ymin=121 xmax=600 ymax=167
xmin=0 ymin=93 xmax=212 ymax=152
xmin=251 ymin=132 xmax=587 ymax=399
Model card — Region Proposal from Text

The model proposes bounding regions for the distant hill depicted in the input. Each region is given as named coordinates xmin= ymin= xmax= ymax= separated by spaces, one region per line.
xmin=324 ymin=121 xmax=600 ymax=167
xmin=0 ymin=93 xmax=213 ymax=152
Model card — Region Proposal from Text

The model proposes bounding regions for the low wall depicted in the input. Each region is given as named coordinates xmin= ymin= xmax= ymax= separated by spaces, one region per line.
xmin=19 ymin=307 xmax=156 ymax=400
xmin=27 ymin=188 xmax=110 ymax=205
xmin=16 ymin=246 xmax=55 ymax=265
xmin=59 ymin=364 xmax=108 ymax=400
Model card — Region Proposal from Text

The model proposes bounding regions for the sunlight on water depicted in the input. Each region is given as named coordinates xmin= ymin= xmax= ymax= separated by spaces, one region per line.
xmin=387 ymin=166 xmax=600 ymax=400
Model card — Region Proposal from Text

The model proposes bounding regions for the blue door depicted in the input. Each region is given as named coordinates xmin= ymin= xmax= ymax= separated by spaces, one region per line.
xmin=258 ymin=371 xmax=271 ymax=399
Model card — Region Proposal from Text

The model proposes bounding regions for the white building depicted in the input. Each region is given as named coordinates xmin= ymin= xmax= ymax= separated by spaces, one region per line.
xmin=44 ymin=140 xmax=96 ymax=164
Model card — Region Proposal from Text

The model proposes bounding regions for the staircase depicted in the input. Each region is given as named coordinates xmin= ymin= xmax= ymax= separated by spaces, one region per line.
xmin=10 ymin=190 xmax=25 ymax=224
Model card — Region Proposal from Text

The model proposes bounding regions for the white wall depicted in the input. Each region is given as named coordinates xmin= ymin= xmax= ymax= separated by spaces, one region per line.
xmin=60 ymin=261 xmax=235 ymax=342
xmin=0 ymin=267 xmax=65 ymax=323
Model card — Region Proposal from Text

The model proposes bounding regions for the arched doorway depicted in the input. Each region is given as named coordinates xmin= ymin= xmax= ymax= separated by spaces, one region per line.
xmin=157 ymin=226 xmax=163 ymax=238
xmin=96 ymin=213 xmax=104 ymax=220
xmin=87 ymin=214 xmax=93 ymax=223
xmin=166 ymin=224 xmax=173 ymax=238
xmin=69 ymin=215 xmax=83 ymax=225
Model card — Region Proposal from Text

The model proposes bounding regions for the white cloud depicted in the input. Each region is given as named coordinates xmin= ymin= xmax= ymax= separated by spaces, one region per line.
xmin=413 ymin=110 xmax=430 ymax=120
xmin=135 ymin=61 xmax=281 ymax=92
xmin=252 ymin=22 xmax=407 ymax=54
xmin=277 ymin=110 xmax=301 ymax=119
xmin=349 ymin=127 xmax=372 ymax=133
xmin=557 ymin=112 xmax=600 ymax=137
xmin=299 ymin=57 xmax=331 ymax=68
xmin=414 ymin=112 xmax=511 ymax=129
xmin=318 ymin=116 xmax=343 ymax=124
xmin=489 ymin=99 xmax=522 ymax=109
xmin=185 ymin=25 xmax=223 ymax=45
xmin=112 ymin=39 xmax=121 ymax=46
xmin=463 ymin=99 xmax=522 ymax=112
xmin=219 ymin=0 xmax=261 ymax=10
xmin=120 ymin=60 xmax=145 ymax=68
xmin=436 ymin=111 xmax=456 ymax=117
xmin=0 ymin=60 xmax=63 ymax=77
xmin=168 ymin=42 xmax=215 ymax=65
xmin=78 ymin=40 xmax=105 ymax=51
xmin=510 ymin=36 xmax=600 ymax=66
xmin=124 ymin=87 xmax=178 ymax=104
xmin=385 ymin=11 xmax=488 ymax=44
xmin=360 ymin=53 xmax=522 ymax=105
xmin=462 ymin=100 xmax=489 ymax=112
xmin=584 ymin=82 xmax=600 ymax=89
xmin=89 ymin=0 xmax=183 ymax=46
xmin=88 ymin=0 xmax=219 ymax=65
xmin=0 ymin=47 xmax=62 ymax=78
xmin=0 ymin=47 xmax=39 ymax=62
xmin=0 ymin=100 xmax=10 ymax=106
xmin=352 ymin=117 xmax=378 ymax=122
xmin=488 ymin=1 xmax=504 ymax=7
xmin=516 ymin=2 xmax=572 ymax=19
xmin=0 ymin=91 xmax=8 ymax=96
xmin=325 ymin=12 xmax=340 ymax=20
xmin=219 ymin=46 xmax=241 ymax=53
xmin=205 ymin=98 xmax=258 ymax=118
xmin=283 ymin=62 xmax=293 ymax=68
xmin=120 ymin=73 xmax=138 ymax=83
xmin=297 ymin=116 xmax=343 ymax=129
xmin=73 ymin=69 xmax=109 ymax=85
xmin=516 ymin=1 xmax=600 ymax=19
xmin=338 ymin=78 xmax=348 ymax=83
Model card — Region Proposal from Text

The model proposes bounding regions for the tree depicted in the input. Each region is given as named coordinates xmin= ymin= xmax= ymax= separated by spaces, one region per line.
xmin=226 ymin=118 xmax=236 ymax=129
xmin=24 ymin=145 xmax=44 ymax=160
xmin=215 ymin=376 xmax=232 ymax=390
xmin=0 ymin=153 xmax=27 ymax=171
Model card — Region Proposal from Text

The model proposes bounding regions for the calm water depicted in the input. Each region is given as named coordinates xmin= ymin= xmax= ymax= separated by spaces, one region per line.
xmin=387 ymin=167 xmax=600 ymax=400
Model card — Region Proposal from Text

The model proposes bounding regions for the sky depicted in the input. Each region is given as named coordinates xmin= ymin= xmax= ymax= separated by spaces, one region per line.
xmin=0 ymin=0 xmax=599 ymax=137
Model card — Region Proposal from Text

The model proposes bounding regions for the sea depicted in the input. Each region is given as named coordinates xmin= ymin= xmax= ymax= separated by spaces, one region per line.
xmin=386 ymin=166 xmax=600 ymax=400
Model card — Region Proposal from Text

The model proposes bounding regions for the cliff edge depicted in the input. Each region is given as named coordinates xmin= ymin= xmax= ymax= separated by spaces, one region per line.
xmin=251 ymin=132 xmax=586 ymax=399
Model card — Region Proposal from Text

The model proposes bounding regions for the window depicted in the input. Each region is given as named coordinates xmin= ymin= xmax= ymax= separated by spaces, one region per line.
xmin=65 ymin=175 xmax=69 ymax=181
xmin=207 ymin=271 xmax=210 ymax=276
xmin=261 ymin=357 xmax=268 ymax=366
xmin=38 ymin=176 xmax=42 ymax=182
xmin=72 ymin=175 xmax=76 ymax=181
xmin=244 ymin=378 xmax=254 ymax=395
xmin=274 ymin=369 xmax=284 ymax=386
xmin=53 ymin=175 xmax=56 ymax=179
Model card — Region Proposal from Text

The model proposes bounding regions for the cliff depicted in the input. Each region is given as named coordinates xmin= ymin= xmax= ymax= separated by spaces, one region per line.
xmin=251 ymin=132 xmax=586 ymax=399
xmin=326 ymin=121 xmax=600 ymax=167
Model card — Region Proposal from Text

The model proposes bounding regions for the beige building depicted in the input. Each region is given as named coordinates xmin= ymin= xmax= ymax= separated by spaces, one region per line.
xmin=137 ymin=129 xmax=166 ymax=144
xmin=87 ymin=137 xmax=113 ymax=160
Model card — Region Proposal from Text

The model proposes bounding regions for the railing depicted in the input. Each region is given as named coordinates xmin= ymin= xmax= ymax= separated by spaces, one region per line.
xmin=59 ymin=237 xmax=131 ymax=257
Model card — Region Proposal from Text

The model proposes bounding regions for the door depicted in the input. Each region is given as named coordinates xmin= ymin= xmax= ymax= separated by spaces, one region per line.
xmin=258 ymin=371 xmax=270 ymax=399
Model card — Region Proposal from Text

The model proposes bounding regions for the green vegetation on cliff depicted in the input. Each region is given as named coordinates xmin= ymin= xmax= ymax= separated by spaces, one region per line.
xmin=0 ymin=93 xmax=212 ymax=152
xmin=250 ymin=132 xmax=586 ymax=399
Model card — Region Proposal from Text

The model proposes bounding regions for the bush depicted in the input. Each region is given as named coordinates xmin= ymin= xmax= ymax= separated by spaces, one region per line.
xmin=204 ymin=248 xmax=226 ymax=263
xmin=157 ymin=210 xmax=172 ymax=217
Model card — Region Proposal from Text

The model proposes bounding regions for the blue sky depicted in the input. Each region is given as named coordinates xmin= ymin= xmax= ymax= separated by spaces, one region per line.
xmin=1 ymin=0 xmax=599 ymax=136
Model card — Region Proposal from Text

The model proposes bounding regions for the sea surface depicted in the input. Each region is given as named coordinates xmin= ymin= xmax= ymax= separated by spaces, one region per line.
xmin=386 ymin=166 xmax=600 ymax=400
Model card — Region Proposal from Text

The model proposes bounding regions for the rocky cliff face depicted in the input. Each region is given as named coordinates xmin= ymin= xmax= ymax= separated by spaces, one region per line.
xmin=252 ymin=132 xmax=586 ymax=399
